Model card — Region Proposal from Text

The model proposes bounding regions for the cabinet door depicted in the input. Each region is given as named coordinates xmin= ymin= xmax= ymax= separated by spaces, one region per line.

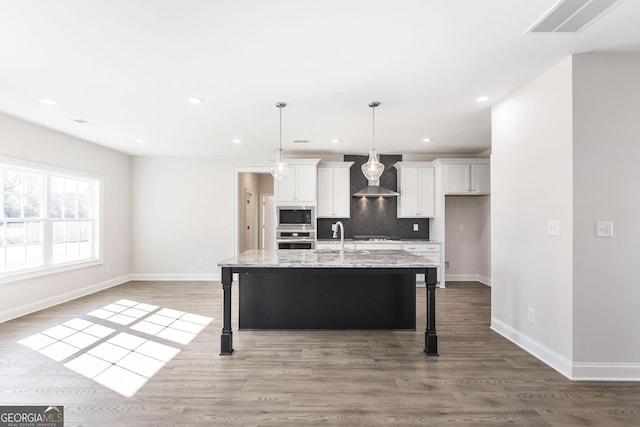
xmin=418 ymin=167 xmax=435 ymax=217
xmin=295 ymin=164 xmax=317 ymax=202
xmin=332 ymin=167 xmax=351 ymax=217
xmin=275 ymin=168 xmax=297 ymax=202
xmin=445 ymin=164 xmax=471 ymax=194
xmin=316 ymin=168 xmax=334 ymax=217
xmin=399 ymin=167 xmax=419 ymax=217
xmin=471 ymin=164 xmax=490 ymax=195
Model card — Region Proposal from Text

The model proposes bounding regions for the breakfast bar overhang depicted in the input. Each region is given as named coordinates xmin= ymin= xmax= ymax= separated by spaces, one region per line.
xmin=218 ymin=249 xmax=439 ymax=356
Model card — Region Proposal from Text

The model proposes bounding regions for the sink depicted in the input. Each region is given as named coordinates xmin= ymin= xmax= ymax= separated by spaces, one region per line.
xmin=314 ymin=249 xmax=370 ymax=255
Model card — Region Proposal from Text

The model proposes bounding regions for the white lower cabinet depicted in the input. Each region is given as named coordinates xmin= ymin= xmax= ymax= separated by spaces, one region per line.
xmin=402 ymin=243 xmax=441 ymax=286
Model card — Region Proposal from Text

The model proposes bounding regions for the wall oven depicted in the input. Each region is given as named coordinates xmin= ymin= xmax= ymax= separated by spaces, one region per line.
xmin=276 ymin=206 xmax=315 ymax=249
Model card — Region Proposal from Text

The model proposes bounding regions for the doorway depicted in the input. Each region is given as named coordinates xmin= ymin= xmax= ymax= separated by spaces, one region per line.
xmin=244 ymin=189 xmax=257 ymax=251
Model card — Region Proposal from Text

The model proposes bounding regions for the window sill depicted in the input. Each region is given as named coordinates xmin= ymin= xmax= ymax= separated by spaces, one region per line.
xmin=0 ymin=259 xmax=103 ymax=285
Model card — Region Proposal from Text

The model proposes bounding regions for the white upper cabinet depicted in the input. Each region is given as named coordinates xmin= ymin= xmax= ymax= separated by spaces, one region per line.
xmin=317 ymin=162 xmax=353 ymax=218
xmin=275 ymin=159 xmax=320 ymax=204
xmin=394 ymin=162 xmax=435 ymax=218
xmin=442 ymin=160 xmax=490 ymax=195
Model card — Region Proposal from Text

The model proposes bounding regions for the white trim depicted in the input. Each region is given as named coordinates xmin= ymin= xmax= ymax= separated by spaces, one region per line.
xmin=572 ymin=363 xmax=640 ymax=381
xmin=129 ymin=273 xmax=220 ymax=282
xmin=445 ymin=273 xmax=492 ymax=285
xmin=0 ymin=274 xmax=130 ymax=323
xmin=492 ymin=317 xmax=640 ymax=381
xmin=491 ymin=317 xmax=573 ymax=379
xmin=0 ymin=259 xmax=102 ymax=285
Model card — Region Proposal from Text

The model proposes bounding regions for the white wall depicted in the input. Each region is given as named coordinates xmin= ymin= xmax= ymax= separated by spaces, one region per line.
xmin=130 ymin=155 xmax=271 ymax=280
xmin=0 ymin=113 xmax=130 ymax=322
xmin=492 ymin=53 xmax=640 ymax=380
xmin=572 ymin=53 xmax=640 ymax=371
xmin=491 ymin=57 xmax=575 ymax=375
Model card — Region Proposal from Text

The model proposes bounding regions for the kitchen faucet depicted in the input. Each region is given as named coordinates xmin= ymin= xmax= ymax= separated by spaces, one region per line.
xmin=333 ymin=221 xmax=345 ymax=253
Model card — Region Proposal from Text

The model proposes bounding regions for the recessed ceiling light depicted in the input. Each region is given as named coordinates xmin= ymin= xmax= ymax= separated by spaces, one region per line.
xmin=188 ymin=97 xmax=204 ymax=104
xmin=422 ymin=138 xmax=431 ymax=143
xmin=331 ymin=139 xmax=340 ymax=144
xmin=232 ymin=138 xmax=241 ymax=144
xmin=39 ymin=98 xmax=56 ymax=106
xmin=135 ymin=139 xmax=144 ymax=144
xmin=475 ymin=96 xmax=489 ymax=103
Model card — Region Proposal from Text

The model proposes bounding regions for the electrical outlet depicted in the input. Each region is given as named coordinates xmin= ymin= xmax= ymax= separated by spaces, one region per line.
xmin=413 ymin=223 xmax=419 ymax=231
xmin=444 ymin=261 xmax=450 ymax=269
xmin=547 ymin=220 xmax=560 ymax=236
xmin=105 ymin=264 xmax=111 ymax=273
xmin=459 ymin=224 xmax=464 ymax=232
xmin=528 ymin=307 xmax=535 ymax=323
xmin=198 ymin=259 xmax=204 ymax=267
xmin=331 ymin=224 xmax=337 ymax=232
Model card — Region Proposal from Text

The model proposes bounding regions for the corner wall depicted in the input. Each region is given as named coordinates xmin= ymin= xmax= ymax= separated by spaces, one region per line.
xmin=0 ymin=114 xmax=131 ymax=322
xmin=571 ymin=53 xmax=640 ymax=377
xmin=491 ymin=57 xmax=574 ymax=376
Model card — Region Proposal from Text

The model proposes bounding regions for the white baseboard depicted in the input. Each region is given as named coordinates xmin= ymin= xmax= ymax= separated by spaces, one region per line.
xmin=0 ymin=275 xmax=131 ymax=323
xmin=129 ymin=273 xmax=220 ymax=282
xmin=491 ymin=317 xmax=573 ymax=379
xmin=492 ymin=317 xmax=640 ymax=381
xmin=445 ymin=273 xmax=492 ymax=286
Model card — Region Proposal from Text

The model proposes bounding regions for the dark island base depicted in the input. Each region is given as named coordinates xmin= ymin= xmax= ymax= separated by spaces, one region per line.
xmin=239 ymin=269 xmax=416 ymax=330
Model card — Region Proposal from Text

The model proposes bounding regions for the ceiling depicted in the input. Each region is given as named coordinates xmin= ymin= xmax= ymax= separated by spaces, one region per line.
xmin=1 ymin=0 xmax=640 ymax=158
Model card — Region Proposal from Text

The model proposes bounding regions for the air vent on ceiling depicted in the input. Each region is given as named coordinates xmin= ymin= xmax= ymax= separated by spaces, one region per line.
xmin=293 ymin=139 xmax=310 ymax=144
xmin=71 ymin=118 xmax=99 ymax=126
xmin=527 ymin=0 xmax=620 ymax=33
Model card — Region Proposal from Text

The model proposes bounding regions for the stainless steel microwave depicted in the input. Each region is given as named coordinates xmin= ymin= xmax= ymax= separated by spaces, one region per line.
xmin=277 ymin=207 xmax=315 ymax=229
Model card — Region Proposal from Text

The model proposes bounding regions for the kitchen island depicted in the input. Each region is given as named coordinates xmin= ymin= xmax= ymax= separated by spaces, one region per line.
xmin=218 ymin=249 xmax=439 ymax=356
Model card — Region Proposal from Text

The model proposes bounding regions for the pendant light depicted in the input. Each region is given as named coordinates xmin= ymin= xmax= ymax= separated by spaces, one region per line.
xmin=361 ymin=101 xmax=384 ymax=181
xmin=270 ymin=102 xmax=290 ymax=181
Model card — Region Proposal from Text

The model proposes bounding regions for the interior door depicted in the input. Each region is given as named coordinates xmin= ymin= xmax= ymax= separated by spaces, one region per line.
xmin=244 ymin=189 xmax=257 ymax=250
xmin=261 ymin=195 xmax=276 ymax=250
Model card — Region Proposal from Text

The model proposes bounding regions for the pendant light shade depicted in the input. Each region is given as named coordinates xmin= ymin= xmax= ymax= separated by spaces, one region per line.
xmin=361 ymin=102 xmax=384 ymax=181
xmin=270 ymin=102 xmax=290 ymax=181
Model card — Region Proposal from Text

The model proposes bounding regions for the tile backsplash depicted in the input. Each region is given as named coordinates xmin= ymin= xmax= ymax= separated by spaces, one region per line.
xmin=317 ymin=155 xmax=429 ymax=240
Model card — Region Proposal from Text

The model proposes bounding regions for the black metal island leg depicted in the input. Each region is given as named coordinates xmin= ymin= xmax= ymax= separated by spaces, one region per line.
xmin=220 ymin=267 xmax=234 ymax=355
xmin=424 ymin=267 xmax=439 ymax=356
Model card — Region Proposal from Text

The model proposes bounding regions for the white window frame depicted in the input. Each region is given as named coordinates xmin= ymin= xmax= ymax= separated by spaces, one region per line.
xmin=0 ymin=156 xmax=103 ymax=284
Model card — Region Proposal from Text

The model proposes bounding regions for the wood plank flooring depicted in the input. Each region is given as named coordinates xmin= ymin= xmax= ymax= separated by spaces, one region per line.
xmin=1 ymin=281 xmax=640 ymax=426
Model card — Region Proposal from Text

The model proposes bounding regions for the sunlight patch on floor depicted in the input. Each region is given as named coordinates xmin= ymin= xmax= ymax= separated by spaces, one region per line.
xmin=18 ymin=299 xmax=212 ymax=397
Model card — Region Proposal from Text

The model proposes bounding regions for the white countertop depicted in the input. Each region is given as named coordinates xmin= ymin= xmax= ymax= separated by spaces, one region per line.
xmin=218 ymin=249 xmax=439 ymax=269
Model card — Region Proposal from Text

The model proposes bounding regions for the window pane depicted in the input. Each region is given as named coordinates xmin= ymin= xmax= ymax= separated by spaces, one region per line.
xmin=4 ymin=195 xmax=22 ymax=218
xmin=79 ymin=241 xmax=91 ymax=258
xmin=5 ymin=246 xmax=25 ymax=270
xmin=0 ymin=223 xmax=4 ymax=246
xmin=24 ymin=195 xmax=41 ymax=218
xmin=64 ymin=195 xmax=77 ymax=218
xmin=80 ymin=221 xmax=91 ymax=241
xmin=4 ymin=170 xmax=21 ymax=193
xmin=66 ymin=242 xmax=80 ymax=260
xmin=66 ymin=222 xmax=79 ymax=242
xmin=26 ymin=222 xmax=42 ymax=244
xmin=78 ymin=181 xmax=90 ymax=218
xmin=52 ymin=242 xmax=65 ymax=263
xmin=6 ymin=222 xmax=25 ymax=245
xmin=26 ymin=244 xmax=43 ymax=267
xmin=24 ymin=173 xmax=41 ymax=195
xmin=50 ymin=197 xmax=62 ymax=218
xmin=50 ymin=177 xmax=63 ymax=198
xmin=52 ymin=222 xmax=65 ymax=243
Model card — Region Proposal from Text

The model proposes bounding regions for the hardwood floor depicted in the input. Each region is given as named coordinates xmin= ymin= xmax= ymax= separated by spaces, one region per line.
xmin=1 ymin=280 xmax=640 ymax=426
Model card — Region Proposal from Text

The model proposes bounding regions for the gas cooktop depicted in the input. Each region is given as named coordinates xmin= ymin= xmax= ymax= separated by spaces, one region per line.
xmin=352 ymin=235 xmax=399 ymax=241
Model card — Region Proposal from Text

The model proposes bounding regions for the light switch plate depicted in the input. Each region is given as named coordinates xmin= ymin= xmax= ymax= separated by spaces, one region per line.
xmin=547 ymin=220 xmax=560 ymax=236
xmin=595 ymin=220 xmax=613 ymax=238
xmin=413 ymin=223 xmax=419 ymax=231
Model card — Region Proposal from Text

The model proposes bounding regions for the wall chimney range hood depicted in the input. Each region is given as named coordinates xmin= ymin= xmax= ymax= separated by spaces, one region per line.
xmin=354 ymin=178 xmax=399 ymax=197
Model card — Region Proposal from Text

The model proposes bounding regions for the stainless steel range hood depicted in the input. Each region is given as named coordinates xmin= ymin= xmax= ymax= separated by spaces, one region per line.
xmin=353 ymin=178 xmax=399 ymax=197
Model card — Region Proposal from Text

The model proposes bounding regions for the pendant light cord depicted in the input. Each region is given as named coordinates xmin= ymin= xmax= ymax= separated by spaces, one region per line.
xmin=372 ymin=106 xmax=375 ymax=150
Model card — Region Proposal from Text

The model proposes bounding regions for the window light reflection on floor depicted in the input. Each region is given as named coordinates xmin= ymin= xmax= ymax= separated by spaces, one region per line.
xmin=18 ymin=300 xmax=213 ymax=397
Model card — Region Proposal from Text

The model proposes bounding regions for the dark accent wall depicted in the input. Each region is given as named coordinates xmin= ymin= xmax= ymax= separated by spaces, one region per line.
xmin=317 ymin=155 xmax=430 ymax=240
